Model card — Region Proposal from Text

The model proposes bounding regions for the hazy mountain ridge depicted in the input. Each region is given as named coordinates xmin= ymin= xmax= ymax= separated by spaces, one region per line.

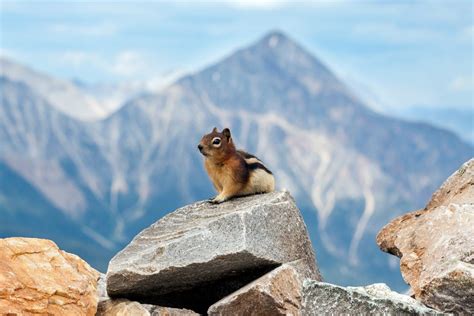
xmin=0 ymin=77 xmax=122 ymax=255
xmin=0 ymin=57 xmax=143 ymax=121
xmin=1 ymin=31 xmax=472 ymax=290
xmin=0 ymin=160 xmax=115 ymax=268
xmin=395 ymin=105 xmax=474 ymax=145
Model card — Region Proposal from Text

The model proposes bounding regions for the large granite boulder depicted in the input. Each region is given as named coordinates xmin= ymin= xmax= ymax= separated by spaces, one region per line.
xmin=208 ymin=264 xmax=302 ymax=316
xmin=377 ymin=158 xmax=474 ymax=314
xmin=106 ymin=191 xmax=320 ymax=313
xmin=0 ymin=237 xmax=100 ymax=315
xmin=301 ymin=281 xmax=444 ymax=315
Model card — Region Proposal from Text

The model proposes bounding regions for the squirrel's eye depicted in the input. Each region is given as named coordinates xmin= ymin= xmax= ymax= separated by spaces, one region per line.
xmin=212 ymin=137 xmax=221 ymax=146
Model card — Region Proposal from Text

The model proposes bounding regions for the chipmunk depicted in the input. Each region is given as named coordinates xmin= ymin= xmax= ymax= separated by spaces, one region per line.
xmin=198 ymin=127 xmax=275 ymax=204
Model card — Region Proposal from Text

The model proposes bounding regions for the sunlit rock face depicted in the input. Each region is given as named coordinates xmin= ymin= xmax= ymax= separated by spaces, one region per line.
xmin=377 ymin=159 xmax=474 ymax=314
xmin=0 ymin=237 xmax=100 ymax=316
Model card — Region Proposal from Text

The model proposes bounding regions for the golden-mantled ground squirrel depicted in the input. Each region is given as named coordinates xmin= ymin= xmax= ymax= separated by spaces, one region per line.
xmin=198 ymin=127 xmax=275 ymax=204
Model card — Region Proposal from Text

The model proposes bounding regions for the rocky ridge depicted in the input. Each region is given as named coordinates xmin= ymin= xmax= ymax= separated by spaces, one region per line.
xmin=2 ymin=167 xmax=472 ymax=315
xmin=101 ymin=191 xmax=443 ymax=315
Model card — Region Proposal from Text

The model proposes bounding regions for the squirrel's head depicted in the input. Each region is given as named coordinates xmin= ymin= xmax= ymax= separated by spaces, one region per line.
xmin=198 ymin=127 xmax=235 ymax=160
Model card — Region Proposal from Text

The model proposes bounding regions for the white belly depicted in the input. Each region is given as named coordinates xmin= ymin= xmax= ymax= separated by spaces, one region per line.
xmin=242 ymin=169 xmax=275 ymax=195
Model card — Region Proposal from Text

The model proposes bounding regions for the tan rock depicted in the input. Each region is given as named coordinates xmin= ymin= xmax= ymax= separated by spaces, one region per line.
xmin=425 ymin=157 xmax=474 ymax=209
xmin=0 ymin=237 xmax=100 ymax=315
xmin=97 ymin=299 xmax=149 ymax=316
xmin=376 ymin=159 xmax=474 ymax=314
xmin=97 ymin=298 xmax=199 ymax=316
xmin=208 ymin=264 xmax=302 ymax=316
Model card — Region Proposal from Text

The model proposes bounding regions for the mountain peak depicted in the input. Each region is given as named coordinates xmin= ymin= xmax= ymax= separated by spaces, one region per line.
xmin=258 ymin=30 xmax=294 ymax=49
xmin=178 ymin=29 xmax=350 ymax=120
xmin=251 ymin=30 xmax=308 ymax=57
xmin=237 ymin=30 xmax=346 ymax=93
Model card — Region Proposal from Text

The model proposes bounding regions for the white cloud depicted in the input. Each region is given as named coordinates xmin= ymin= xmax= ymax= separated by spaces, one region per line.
xmin=450 ymin=75 xmax=473 ymax=92
xmin=49 ymin=21 xmax=118 ymax=37
xmin=60 ymin=51 xmax=99 ymax=67
xmin=460 ymin=24 xmax=474 ymax=40
xmin=222 ymin=0 xmax=288 ymax=8
xmin=0 ymin=48 xmax=16 ymax=58
xmin=219 ymin=0 xmax=338 ymax=9
xmin=110 ymin=51 xmax=149 ymax=77
xmin=351 ymin=22 xmax=441 ymax=44
xmin=58 ymin=50 xmax=155 ymax=79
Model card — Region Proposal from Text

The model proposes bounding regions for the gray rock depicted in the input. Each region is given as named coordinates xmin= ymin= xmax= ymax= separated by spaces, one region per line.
xmin=106 ymin=191 xmax=320 ymax=313
xmin=208 ymin=264 xmax=302 ymax=316
xmin=302 ymin=281 xmax=445 ymax=315
xmin=97 ymin=273 xmax=109 ymax=302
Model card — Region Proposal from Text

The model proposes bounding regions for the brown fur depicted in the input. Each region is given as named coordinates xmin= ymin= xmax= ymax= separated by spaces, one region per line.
xmin=198 ymin=127 xmax=275 ymax=203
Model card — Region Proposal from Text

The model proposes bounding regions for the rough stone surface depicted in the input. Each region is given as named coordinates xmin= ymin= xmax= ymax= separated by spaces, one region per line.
xmin=377 ymin=158 xmax=474 ymax=314
xmin=97 ymin=299 xmax=198 ymax=316
xmin=425 ymin=158 xmax=474 ymax=209
xmin=106 ymin=191 xmax=320 ymax=313
xmin=301 ymin=281 xmax=444 ymax=315
xmin=208 ymin=264 xmax=302 ymax=316
xmin=97 ymin=299 xmax=149 ymax=316
xmin=0 ymin=237 xmax=100 ymax=316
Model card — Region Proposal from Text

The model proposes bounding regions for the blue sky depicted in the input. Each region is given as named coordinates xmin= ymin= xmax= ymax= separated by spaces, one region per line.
xmin=1 ymin=0 xmax=472 ymax=110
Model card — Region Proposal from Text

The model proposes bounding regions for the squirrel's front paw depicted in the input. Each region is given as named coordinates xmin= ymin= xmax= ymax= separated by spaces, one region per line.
xmin=209 ymin=195 xmax=227 ymax=204
xmin=208 ymin=195 xmax=219 ymax=204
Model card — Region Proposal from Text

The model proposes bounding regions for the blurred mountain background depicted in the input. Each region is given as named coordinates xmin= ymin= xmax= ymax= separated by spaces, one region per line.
xmin=1 ymin=1 xmax=472 ymax=292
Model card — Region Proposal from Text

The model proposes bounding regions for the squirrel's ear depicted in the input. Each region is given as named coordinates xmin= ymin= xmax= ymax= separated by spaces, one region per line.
xmin=222 ymin=128 xmax=231 ymax=140
xmin=212 ymin=127 xmax=218 ymax=133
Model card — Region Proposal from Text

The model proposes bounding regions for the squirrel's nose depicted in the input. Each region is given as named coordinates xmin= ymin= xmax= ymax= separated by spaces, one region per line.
xmin=198 ymin=144 xmax=203 ymax=151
